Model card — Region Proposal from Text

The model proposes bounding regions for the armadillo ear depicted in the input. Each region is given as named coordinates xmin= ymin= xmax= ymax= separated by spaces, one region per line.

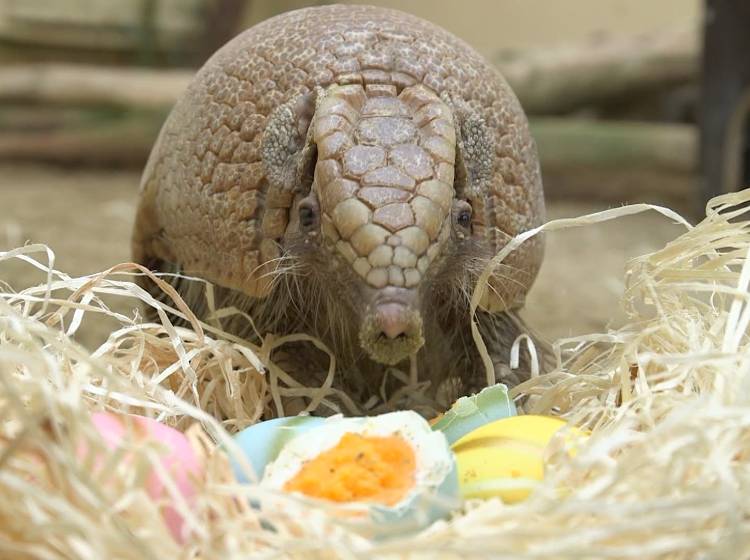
xmin=442 ymin=92 xmax=494 ymax=203
xmin=443 ymin=92 xmax=532 ymax=313
xmin=261 ymin=89 xmax=319 ymax=195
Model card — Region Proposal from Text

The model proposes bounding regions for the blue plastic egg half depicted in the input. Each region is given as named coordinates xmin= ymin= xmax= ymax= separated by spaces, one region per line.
xmin=231 ymin=415 xmax=325 ymax=483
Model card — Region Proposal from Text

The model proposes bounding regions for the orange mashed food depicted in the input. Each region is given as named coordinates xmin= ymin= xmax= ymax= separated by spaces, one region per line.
xmin=283 ymin=432 xmax=416 ymax=506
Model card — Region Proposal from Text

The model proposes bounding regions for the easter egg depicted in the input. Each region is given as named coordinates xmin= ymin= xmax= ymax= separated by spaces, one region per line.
xmin=231 ymin=415 xmax=326 ymax=482
xmin=452 ymin=415 xmax=587 ymax=503
xmin=431 ymin=383 xmax=516 ymax=444
xmin=254 ymin=411 xmax=459 ymax=539
xmin=87 ymin=413 xmax=203 ymax=543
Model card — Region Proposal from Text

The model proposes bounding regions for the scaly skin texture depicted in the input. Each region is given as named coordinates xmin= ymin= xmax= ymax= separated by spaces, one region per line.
xmin=132 ymin=5 xmax=545 ymax=415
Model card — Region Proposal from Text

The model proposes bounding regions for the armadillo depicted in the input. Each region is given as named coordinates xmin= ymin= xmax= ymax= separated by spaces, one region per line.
xmin=132 ymin=5 xmax=545 ymax=413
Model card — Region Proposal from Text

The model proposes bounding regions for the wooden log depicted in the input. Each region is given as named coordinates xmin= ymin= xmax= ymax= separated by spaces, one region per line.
xmin=530 ymin=118 xmax=698 ymax=210
xmin=0 ymin=105 xmax=99 ymax=131
xmin=497 ymin=27 xmax=699 ymax=115
xmin=530 ymin=118 xmax=697 ymax=173
xmin=0 ymin=64 xmax=191 ymax=110
xmin=0 ymin=0 xmax=208 ymax=64
xmin=0 ymin=113 xmax=163 ymax=167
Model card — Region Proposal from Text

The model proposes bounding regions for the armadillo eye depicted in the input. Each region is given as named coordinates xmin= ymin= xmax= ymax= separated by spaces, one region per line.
xmin=457 ymin=208 xmax=472 ymax=228
xmin=299 ymin=203 xmax=316 ymax=229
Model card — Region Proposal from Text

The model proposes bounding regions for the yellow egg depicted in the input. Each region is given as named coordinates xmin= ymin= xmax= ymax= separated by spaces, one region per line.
xmin=452 ymin=415 xmax=587 ymax=503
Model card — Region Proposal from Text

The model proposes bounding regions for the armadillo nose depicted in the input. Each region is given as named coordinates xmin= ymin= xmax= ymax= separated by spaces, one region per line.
xmin=360 ymin=298 xmax=425 ymax=365
xmin=376 ymin=302 xmax=411 ymax=339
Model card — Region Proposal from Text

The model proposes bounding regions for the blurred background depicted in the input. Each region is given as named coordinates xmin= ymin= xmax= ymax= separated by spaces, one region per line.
xmin=0 ymin=0 xmax=742 ymax=347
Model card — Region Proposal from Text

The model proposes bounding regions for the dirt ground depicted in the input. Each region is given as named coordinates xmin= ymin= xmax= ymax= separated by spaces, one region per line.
xmin=0 ymin=164 xmax=686 ymax=350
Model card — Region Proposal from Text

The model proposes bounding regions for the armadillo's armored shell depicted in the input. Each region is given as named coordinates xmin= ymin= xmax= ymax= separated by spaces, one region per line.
xmin=132 ymin=5 xmax=544 ymax=312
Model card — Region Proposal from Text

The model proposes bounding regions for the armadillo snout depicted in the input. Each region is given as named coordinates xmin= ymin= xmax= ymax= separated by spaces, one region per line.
xmin=358 ymin=288 xmax=425 ymax=365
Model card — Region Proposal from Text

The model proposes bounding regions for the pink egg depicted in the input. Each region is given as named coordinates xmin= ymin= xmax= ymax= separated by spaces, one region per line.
xmin=87 ymin=413 xmax=203 ymax=543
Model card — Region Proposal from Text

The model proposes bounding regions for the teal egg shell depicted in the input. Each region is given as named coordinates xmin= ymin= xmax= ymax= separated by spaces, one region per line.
xmin=231 ymin=416 xmax=325 ymax=483
xmin=431 ymin=383 xmax=517 ymax=445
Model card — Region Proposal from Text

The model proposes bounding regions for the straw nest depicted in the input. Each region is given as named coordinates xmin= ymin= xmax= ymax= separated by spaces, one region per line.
xmin=3 ymin=189 xmax=750 ymax=559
